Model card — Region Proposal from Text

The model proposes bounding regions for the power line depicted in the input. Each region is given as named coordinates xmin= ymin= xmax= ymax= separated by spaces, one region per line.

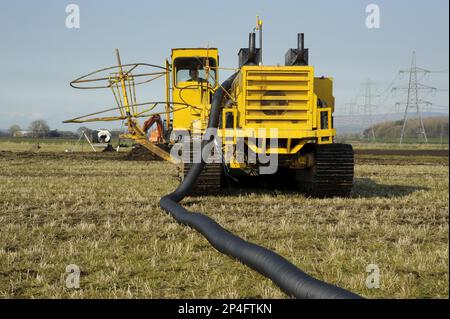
xmin=377 ymin=73 xmax=400 ymax=98
xmin=339 ymin=60 xmax=447 ymax=136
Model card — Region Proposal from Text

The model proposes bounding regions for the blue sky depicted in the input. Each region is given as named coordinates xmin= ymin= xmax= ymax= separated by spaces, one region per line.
xmin=0 ymin=0 xmax=448 ymax=131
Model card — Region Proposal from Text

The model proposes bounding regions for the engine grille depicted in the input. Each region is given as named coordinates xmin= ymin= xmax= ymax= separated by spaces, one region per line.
xmin=243 ymin=69 xmax=314 ymax=128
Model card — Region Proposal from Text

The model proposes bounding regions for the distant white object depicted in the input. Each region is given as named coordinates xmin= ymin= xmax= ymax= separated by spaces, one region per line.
xmin=95 ymin=130 xmax=111 ymax=143
xmin=13 ymin=130 xmax=33 ymax=138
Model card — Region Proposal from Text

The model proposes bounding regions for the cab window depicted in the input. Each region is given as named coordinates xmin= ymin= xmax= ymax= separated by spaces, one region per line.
xmin=174 ymin=57 xmax=217 ymax=87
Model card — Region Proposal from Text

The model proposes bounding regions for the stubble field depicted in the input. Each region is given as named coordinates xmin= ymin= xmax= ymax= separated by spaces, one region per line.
xmin=0 ymin=144 xmax=448 ymax=299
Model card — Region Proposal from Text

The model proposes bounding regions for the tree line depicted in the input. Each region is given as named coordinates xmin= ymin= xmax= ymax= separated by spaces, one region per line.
xmin=363 ymin=116 xmax=449 ymax=140
xmin=5 ymin=120 xmax=125 ymax=139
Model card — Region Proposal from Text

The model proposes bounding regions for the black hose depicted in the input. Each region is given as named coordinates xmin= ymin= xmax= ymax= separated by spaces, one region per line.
xmin=159 ymin=73 xmax=363 ymax=299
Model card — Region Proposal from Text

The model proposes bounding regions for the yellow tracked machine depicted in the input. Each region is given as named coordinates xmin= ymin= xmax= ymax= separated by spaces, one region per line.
xmin=65 ymin=23 xmax=354 ymax=197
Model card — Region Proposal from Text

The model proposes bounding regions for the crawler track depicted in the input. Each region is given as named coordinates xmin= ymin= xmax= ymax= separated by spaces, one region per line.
xmin=297 ymin=144 xmax=354 ymax=197
xmin=182 ymin=162 xmax=222 ymax=195
xmin=181 ymin=140 xmax=223 ymax=195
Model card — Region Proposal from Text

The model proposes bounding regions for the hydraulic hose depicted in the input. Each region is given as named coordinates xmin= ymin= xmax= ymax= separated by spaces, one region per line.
xmin=159 ymin=73 xmax=363 ymax=299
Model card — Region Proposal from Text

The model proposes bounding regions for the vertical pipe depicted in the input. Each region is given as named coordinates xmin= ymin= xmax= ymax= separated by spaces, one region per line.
xmin=259 ymin=19 xmax=263 ymax=65
xmin=298 ymin=33 xmax=305 ymax=51
xmin=165 ymin=59 xmax=171 ymax=132
xmin=249 ymin=33 xmax=256 ymax=52
xmin=248 ymin=33 xmax=256 ymax=64
xmin=116 ymin=49 xmax=131 ymax=119
xmin=115 ymin=49 xmax=123 ymax=73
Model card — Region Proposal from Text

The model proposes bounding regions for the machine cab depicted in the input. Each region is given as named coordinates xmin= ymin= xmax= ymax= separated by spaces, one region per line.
xmin=171 ymin=48 xmax=219 ymax=133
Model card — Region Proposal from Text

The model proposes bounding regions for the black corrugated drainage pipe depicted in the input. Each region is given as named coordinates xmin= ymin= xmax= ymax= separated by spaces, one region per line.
xmin=159 ymin=73 xmax=363 ymax=299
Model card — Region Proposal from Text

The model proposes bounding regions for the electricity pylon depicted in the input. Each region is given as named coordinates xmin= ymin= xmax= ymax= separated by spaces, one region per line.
xmin=359 ymin=80 xmax=378 ymax=141
xmin=394 ymin=51 xmax=436 ymax=144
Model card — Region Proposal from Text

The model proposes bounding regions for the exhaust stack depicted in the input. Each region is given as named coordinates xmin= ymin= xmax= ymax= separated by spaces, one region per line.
xmin=238 ymin=32 xmax=261 ymax=67
xmin=285 ymin=33 xmax=309 ymax=66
